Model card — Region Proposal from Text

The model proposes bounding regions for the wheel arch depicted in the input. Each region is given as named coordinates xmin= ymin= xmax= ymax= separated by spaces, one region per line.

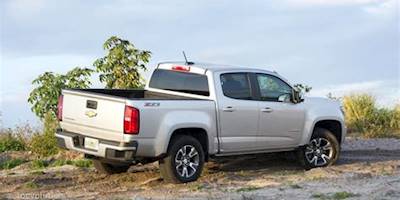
xmin=166 ymin=127 xmax=209 ymax=161
xmin=312 ymin=120 xmax=344 ymax=145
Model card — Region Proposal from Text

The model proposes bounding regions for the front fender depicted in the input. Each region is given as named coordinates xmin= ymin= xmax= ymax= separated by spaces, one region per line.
xmin=299 ymin=97 xmax=346 ymax=145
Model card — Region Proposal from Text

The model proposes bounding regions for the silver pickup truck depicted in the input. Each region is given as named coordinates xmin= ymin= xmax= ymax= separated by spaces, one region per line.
xmin=56 ymin=62 xmax=346 ymax=183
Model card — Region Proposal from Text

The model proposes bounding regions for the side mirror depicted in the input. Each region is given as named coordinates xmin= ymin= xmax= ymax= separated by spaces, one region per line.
xmin=299 ymin=91 xmax=305 ymax=101
xmin=278 ymin=93 xmax=292 ymax=103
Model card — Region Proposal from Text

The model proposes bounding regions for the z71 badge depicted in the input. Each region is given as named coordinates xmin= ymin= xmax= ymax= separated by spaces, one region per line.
xmin=144 ymin=102 xmax=160 ymax=107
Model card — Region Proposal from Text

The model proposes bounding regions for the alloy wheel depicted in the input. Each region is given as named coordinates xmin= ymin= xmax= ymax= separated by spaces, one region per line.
xmin=305 ymin=138 xmax=333 ymax=166
xmin=174 ymin=145 xmax=200 ymax=178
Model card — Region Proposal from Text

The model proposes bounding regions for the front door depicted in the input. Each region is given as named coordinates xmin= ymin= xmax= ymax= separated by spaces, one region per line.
xmin=217 ymin=72 xmax=259 ymax=153
xmin=255 ymin=73 xmax=305 ymax=149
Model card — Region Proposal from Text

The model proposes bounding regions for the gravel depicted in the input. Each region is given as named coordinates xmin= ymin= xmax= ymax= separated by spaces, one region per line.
xmin=342 ymin=137 xmax=400 ymax=151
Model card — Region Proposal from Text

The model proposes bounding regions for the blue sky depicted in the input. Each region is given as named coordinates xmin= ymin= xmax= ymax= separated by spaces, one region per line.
xmin=0 ymin=0 xmax=399 ymax=127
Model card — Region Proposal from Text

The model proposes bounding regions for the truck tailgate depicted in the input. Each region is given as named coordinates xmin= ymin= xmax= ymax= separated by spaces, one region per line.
xmin=60 ymin=90 xmax=126 ymax=142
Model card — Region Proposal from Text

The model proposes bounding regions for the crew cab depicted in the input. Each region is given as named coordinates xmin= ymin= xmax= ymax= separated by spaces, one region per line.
xmin=56 ymin=62 xmax=346 ymax=183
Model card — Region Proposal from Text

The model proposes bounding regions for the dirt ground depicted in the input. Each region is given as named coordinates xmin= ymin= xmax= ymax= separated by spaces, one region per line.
xmin=1 ymin=138 xmax=400 ymax=200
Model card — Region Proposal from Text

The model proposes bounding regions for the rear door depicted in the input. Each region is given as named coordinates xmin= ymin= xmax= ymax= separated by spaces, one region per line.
xmin=61 ymin=90 xmax=127 ymax=141
xmin=216 ymin=72 xmax=259 ymax=153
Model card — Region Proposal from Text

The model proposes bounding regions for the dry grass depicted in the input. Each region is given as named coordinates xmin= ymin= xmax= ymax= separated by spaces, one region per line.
xmin=343 ymin=94 xmax=400 ymax=138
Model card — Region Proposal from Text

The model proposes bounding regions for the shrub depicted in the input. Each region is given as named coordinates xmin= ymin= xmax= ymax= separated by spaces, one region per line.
xmin=0 ymin=124 xmax=35 ymax=153
xmin=342 ymin=94 xmax=375 ymax=133
xmin=0 ymin=133 xmax=26 ymax=153
xmin=29 ymin=113 xmax=59 ymax=157
xmin=343 ymin=94 xmax=400 ymax=138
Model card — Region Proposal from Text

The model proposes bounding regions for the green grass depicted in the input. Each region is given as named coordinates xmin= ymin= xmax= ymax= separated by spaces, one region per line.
xmin=24 ymin=181 xmax=39 ymax=189
xmin=49 ymin=159 xmax=92 ymax=168
xmin=189 ymin=183 xmax=205 ymax=191
xmin=236 ymin=186 xmax=260 ymax=192
xmin=0 ymin=158 xmax=26 ymax=170
xmin=50 ymin=159 xmax=73 ymax=167
xmin=72 ymin=159 xmax=92 ymax=168
xmin=289 ymin=184 xmax=302 ymax=189
xmin=312 ymin=192 xmax=359 ymax=200
xmin=29 ymin=170 xmax=45 ymax=175
xmin=30 ymin=159 xmax=49 ymax=170
xmin=312 ymin=193 xmax=329 ymax=200
xmin=332 ymin=192 xmax=359 ymax=200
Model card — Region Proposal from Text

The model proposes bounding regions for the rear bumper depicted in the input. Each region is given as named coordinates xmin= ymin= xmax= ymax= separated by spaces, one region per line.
xmin=55 ymin=129 xmax=137 ymax=162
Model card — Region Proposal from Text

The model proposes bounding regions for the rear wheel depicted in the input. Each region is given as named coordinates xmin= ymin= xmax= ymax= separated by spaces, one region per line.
xmin=298 ymin=128 xmax=339 ymax=169
xmin=159 ymin=135 xmax=205 ymax=183
xmin=92 ymin=160 xmax=131 ymax=174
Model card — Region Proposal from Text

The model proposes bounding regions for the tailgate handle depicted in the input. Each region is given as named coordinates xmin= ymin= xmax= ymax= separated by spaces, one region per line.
xmin=86 ymin=100 xmax=97 ymax=109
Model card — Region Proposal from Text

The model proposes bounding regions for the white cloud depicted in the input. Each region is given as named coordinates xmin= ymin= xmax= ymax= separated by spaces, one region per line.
xmin=285 ymin=0 xmax=397 ymax=17
xmin=286 ymin=0 xmax=380 ymax=7
xmin=4 ymin=0 xmax=46 ymax=21
xmin=309 ymin=80 xmax=400 ymax=107
xmin=363 ymin=0 xmax=398 ymax=16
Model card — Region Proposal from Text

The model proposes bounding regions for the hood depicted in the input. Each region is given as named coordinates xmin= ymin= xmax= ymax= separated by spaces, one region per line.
xmin=304 ymin=97 xmax=341 ymax=107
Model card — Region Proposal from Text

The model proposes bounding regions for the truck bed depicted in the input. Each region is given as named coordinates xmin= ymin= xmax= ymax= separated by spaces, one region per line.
xmin=60 ymin=88 xmax=214 ymax=144
xmin=69 ymin=89 xmax=198 ymax=100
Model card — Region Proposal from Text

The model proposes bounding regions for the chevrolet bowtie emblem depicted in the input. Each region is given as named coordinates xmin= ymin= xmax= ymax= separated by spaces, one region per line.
xmin=85 ymin=110 xmax=97 ymax=118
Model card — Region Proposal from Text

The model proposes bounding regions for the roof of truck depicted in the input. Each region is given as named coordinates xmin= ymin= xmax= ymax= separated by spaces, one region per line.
xmin=157 ymin=61 xmax=276 ymax=74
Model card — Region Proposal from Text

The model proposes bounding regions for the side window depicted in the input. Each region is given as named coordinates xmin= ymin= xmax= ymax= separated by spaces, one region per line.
xmin=220 ymin=73 xmax=252 ymax=100
xmin=256 ymin=74 xmax=292 ymax=101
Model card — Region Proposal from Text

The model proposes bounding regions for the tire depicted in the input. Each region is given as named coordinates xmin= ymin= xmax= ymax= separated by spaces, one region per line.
xmin=159 ymin=135 xmax=205 ymax=183
xmin=297 ymin=128 xmax=340 ymax=170
xmin=92 ymin=159 xmax=131 ymax=174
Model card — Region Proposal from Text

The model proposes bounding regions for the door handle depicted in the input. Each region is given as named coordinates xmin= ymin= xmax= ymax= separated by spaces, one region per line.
xmin=222 ymin=106 xmax=235 ymax=112
xmin=261 ymin=107 xmax=273 ymax=113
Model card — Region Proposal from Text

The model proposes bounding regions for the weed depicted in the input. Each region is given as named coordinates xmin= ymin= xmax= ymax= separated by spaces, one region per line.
xmin=236 ymin=186 xmax=260 ymax=192
xmin=24 ymin=181 xmax=39 ymax=189
xmin=49 ymin=159 xmax=92 ymax=168
xmin=289 ymin=184 xmax=302 ymax=189
xmin=29 ymin=170 xmax=45 ymax=175
xmin=332 ymin=191 xmax=358 ymax=199
xmin=30 ymin=159 xmax=48 ymax=170
xmin=0 ymin=158 xmax=26 ymax=170
xmin=312 ymin=192 xmax=359 ymax=200
xmin=190 ymin=183 xmax=205 ymax=191
xmin=72 ymin=159 xmax=92 ymax=168
xmin=50 ymin=159 xmax=73 ymax=167
xmin=312 ymin=193 xmax=329 ymax=200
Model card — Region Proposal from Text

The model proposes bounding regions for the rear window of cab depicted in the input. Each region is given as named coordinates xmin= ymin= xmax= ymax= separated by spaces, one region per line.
xmin=149 ymin=69 xmax=209 ymax=96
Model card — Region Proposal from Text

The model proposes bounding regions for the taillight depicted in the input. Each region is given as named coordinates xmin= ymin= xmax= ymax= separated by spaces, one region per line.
xmin=57 ymin=95 xmax=63 ymax=121
xmin=124 ymin=105 xmax=139 ymax=134
xmin=172 ymin=65 xmax=190 ymax=72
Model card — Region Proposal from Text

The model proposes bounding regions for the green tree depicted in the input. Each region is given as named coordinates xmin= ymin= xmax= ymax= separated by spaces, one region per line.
xmin=293 ymin=84 xmax=312 ymax=93
xmin=93 ymin=36 xmax=151 ymax=89
xmin=28 ymin=67 xmax=93 ymax=119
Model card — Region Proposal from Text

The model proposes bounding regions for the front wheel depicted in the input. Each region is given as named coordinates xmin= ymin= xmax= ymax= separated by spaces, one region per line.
xmin=159 ymin=135 xmax=205 ymax=183
xmin=298 ymin=128 xmax=340 ymax=169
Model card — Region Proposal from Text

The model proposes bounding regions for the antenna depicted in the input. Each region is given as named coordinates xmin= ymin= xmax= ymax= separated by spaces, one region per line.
xmin=182 ymin=51 xmax=194 ymax=65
